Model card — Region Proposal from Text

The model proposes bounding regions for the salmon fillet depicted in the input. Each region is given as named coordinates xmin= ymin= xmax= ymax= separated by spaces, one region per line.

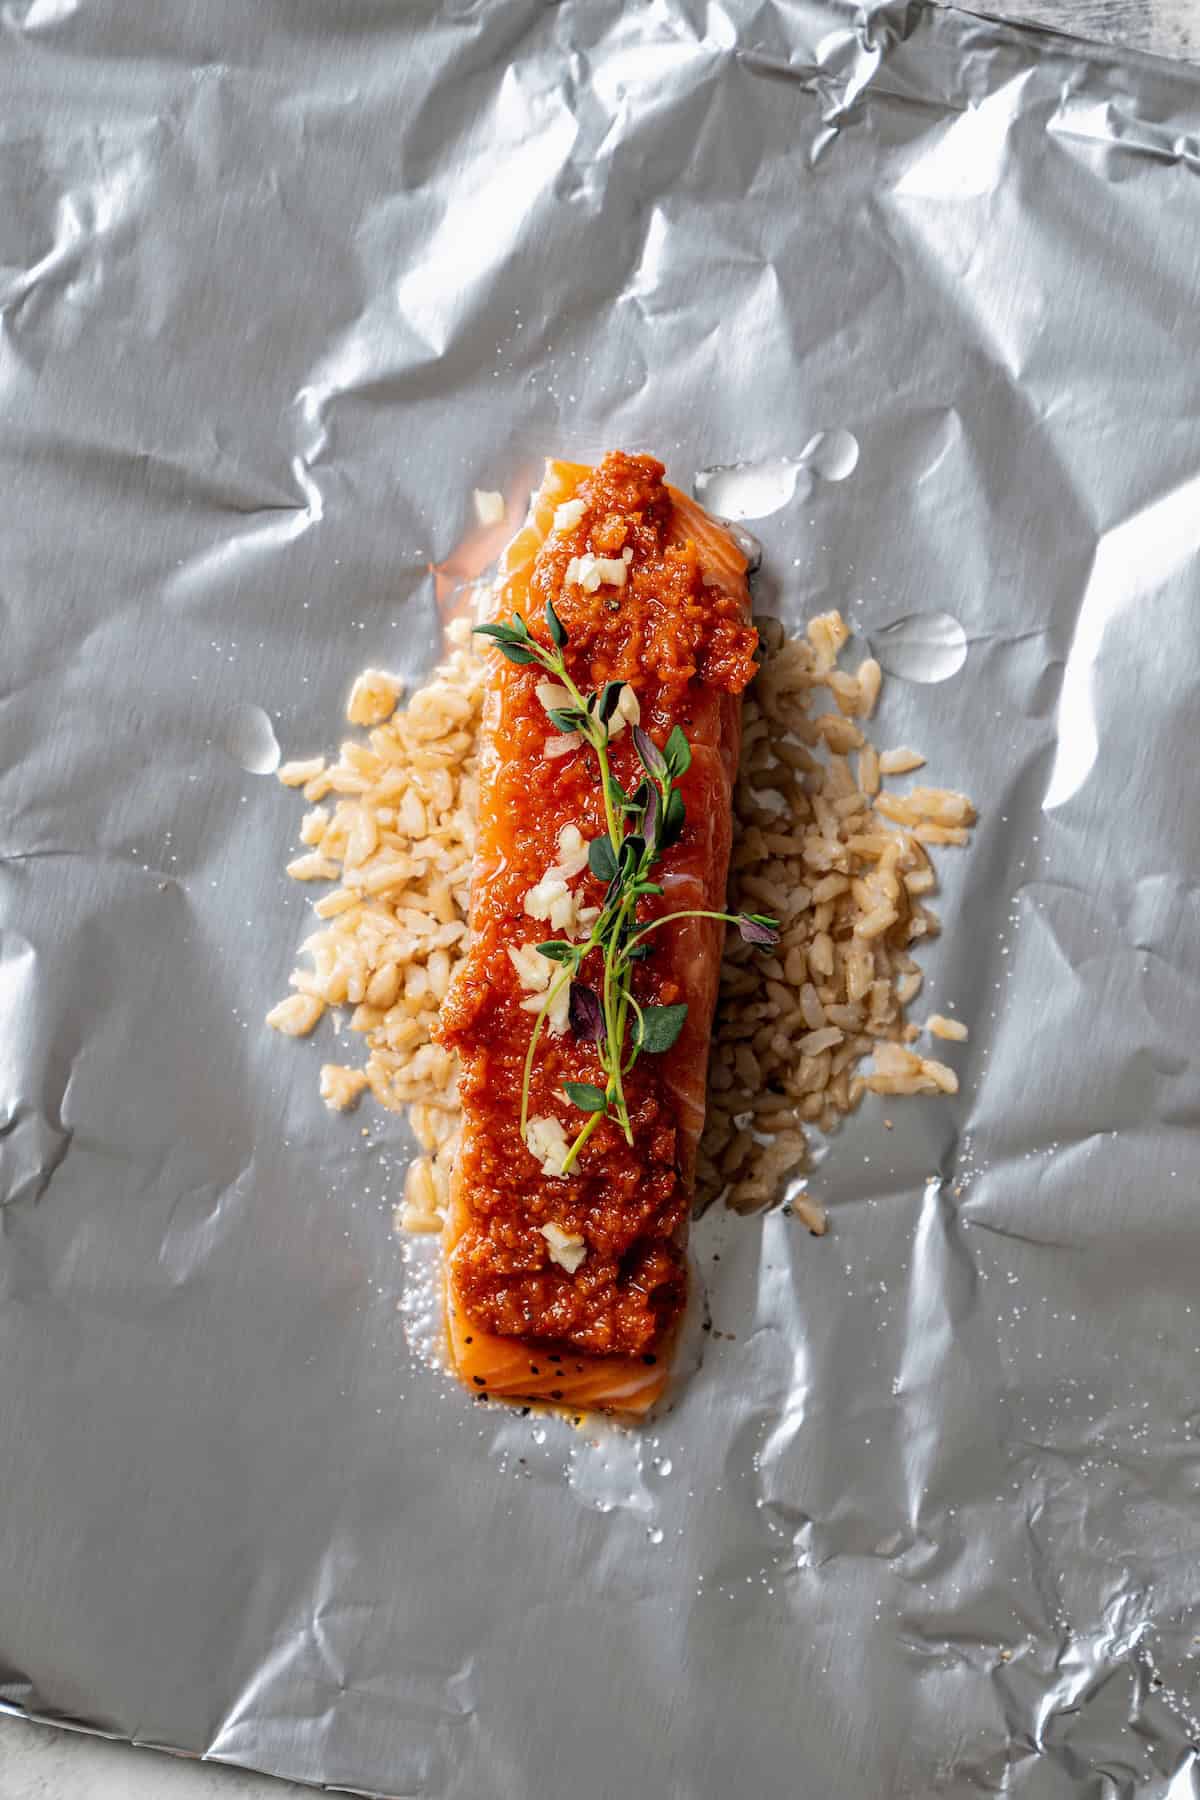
xmin=436 ymin=452 xmax=758 ymax=1414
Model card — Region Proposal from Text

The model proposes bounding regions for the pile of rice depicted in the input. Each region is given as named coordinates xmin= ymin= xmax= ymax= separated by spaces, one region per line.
xmin=267 ymin=610 xmax=974 ymax=1237
xmin=697 ymin=612 xmax=973 ymax=1230
xmin=266 ymin=625 xmax=481 ymax=1232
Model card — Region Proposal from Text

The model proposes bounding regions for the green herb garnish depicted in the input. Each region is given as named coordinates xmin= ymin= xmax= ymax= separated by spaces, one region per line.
xmin=476 ymin=603 xmax=779 ymax=1174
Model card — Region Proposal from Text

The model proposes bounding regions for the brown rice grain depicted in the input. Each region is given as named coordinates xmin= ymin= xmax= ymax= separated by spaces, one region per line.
xmin=926 ymin=1013 xmax=968 ymax=1041
xmin=879 ymin=747 xmax=925 ymax=775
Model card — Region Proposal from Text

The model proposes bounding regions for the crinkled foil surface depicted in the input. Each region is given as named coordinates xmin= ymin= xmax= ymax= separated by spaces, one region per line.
xmin=3 ymin=2 xmax=1200 ymax=1795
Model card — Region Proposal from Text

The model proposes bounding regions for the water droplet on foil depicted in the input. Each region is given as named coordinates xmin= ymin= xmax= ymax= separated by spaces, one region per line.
xmin=694 ymin=460 xmax=806 ymax=522
xmin=222 ymin=703 xmax=281 ymax=773
xmin=647 ymin=1525 xmax=664 ymax=1545
xmin=872 ymin=612 xmax=967 ymax=684
xmin=800 ymin=428 xmax=859 ymax=481
xmin=693 ymin=429 xmax=859 ymax=522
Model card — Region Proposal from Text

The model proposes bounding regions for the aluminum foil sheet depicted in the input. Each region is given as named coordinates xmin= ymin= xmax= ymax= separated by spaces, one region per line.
xmin=4 ymin=2 xmax=1200 ymax=1794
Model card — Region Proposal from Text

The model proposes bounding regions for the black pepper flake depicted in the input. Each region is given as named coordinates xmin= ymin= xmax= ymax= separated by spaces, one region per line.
xmin=473 ymin=1376 xmax=487 ymax=1387
xmin=642 ymin=1353 xmax=657 ymax=1365
xmin=464 ymin=1335 xmax=474 ymax=1344
xmin=529 ymin=1364 xmax=540 ymax=1375
xmin=519 ymin=1406 xmax=531 ymax=1417
xmin=550 ymin=1389 xmax=564 ymax=1400
xmin=548 ymin=1352 xmax=562 ymax=1363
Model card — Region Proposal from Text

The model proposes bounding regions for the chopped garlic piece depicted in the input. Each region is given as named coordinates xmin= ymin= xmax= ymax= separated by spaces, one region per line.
xmin=508 ymin=942 xmax=552 ymax=991
xmin=564 ymin=553 xmax=628 ymax=593
xmin=523 ymin=826 xmax=593 ymax=936
xmin=346 ymin=668 xmax=404 ymax=727
xmin=524 ymin=873 xmax=578 ymax=933
xmin=278 ymin=757 xmax=325 ymax=788
xmin=608 ymin=682 xmax=641 ymax=736
xmin=266 ymin=994 xmax=324 ymax=1037
xmin=535 ymin=680 xmax=574 ymax=715
xmin=507 ymin=942 xmax=570 ymax=1035
xmin=553 ymin=824 xmax=589 ymax=880
xmin=473 ymin=489 xmax=505 ymax=527
xmin=544 ymin=733 xmax=578 ymax=760
xmin=540 ymin=1221 xmax=587 ymax=1273
xmin=926 ymin=1013 xmax=968 ymax=1042
xmin=553 ymin=498 xmax=586 ymax=533
xmin=527 ymin=1116 xmax=571 ymax=1177
xmin=519 ymin=984 xmax=570 ymax=1034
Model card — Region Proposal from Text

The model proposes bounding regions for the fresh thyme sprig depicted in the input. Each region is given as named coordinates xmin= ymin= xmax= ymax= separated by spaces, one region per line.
xmin=475 ymin=603 xmax=779 ymax=1175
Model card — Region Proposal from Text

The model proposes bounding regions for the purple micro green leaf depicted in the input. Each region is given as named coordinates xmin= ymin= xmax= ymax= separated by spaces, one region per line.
xmin=569 ymin=982 xmax=605 ymax=1042
xmin=632 ymin=724 xmax=667 ymax=783
xmin=737 ymin=914 xmax=780 ymax=947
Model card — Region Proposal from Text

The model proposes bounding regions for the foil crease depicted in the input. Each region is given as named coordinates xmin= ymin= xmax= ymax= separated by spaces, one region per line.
xmin=2 ymin=2 xmax=1200 ymax=1794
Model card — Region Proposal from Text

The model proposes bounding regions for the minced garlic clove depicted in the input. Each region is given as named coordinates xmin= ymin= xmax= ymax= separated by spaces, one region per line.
xmin=539 ymin=1220 xmax=587 ymax=1272
xmin=526 ymin=1117 xmax=571 ymax=1177
xmin=564 ymin=553 xmax=628 ymax=593
xmin=607 ymin=682 xmax=641 ymax=736
xmin=473 ymin=489 xmax=505 ymax=527
xmin=535 ymin=680 xmax=574 ymax=715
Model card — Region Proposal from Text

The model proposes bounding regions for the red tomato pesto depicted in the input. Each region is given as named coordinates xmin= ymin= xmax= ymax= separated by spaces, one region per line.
xmin=437 ymin=453 xmax=758 ymax=1361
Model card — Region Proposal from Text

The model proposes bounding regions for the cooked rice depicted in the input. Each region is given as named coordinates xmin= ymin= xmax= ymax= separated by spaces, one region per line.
xmin=694 ymin=612 xmax=975 ymax=1227
xmin=268 ymin=618 xmax=482 ymax=1234
xmin=269 ymin=609 xmax=974 ymax=1240
xmin=926 ymin=1013 xmax=969 ymax=1042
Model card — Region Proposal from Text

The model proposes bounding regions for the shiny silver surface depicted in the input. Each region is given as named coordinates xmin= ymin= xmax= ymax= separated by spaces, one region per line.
xmin=3 ymin=3 xmax=1200 ymax=1794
